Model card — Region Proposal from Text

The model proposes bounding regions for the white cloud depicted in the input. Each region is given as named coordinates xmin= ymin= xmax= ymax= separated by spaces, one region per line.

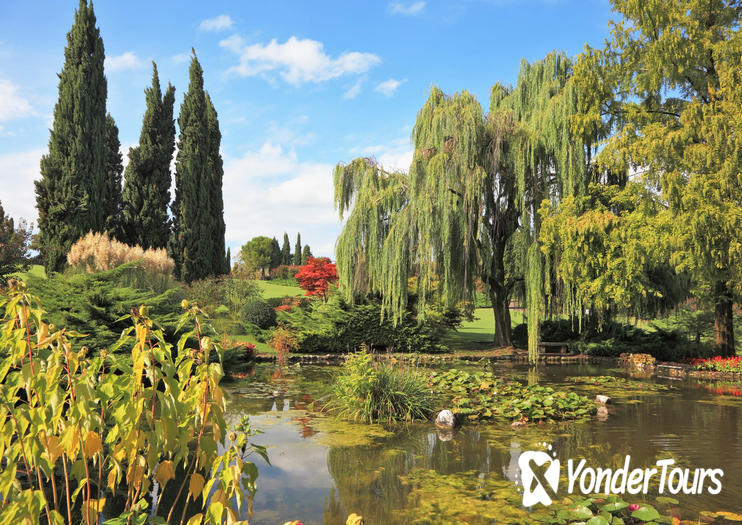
xmin=352 ymin=137 xmax=413 ymax=172
xmin=343 ymin=78 xmax=363 ymax=99
xmin=105 ymin=52 xmax=143 ymax=72
xmin=172 ymin=53 xmax=190 ymax=64
xmin=222 ymin=141 xmax=340 ymax=256
xmin=0 ymin=79 xmax=35 ymax=121
xmin=374 ymin=78 xmax=406 ymax=97
xmin=0 ymin=149 xmax=44 ymax=223
xmin=388 ymin=1 xmax=426 ymax=15
xmin=199 ymin=15 xmax=234 ymax=32
xmin=220 ymin=36 xmax=380 ymax=85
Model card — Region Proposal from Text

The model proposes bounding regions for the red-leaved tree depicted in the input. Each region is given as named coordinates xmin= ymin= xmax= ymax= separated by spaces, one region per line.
xmin=295 ymin=257 xmax=338 ymax=301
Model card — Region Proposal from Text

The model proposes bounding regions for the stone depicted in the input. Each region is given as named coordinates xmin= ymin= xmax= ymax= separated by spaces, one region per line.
xmin=595 ymin=395 xmax=612 ymax=405
xmin=435 ymin=409 xmax=456 ymax=429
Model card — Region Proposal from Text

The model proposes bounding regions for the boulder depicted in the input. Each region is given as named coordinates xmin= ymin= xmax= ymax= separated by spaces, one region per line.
xmin=435 ymin=409 xmax=456 ymax=429
xmin=595 ymin=395 xmax=612 ymax=405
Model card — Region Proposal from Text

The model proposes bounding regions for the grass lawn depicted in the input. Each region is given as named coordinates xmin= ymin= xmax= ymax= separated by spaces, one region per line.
xmin=443 ymin=307 xmax=525 ymax=351
xmin=256 ymin=280 xmax=303 ymax=299
xmin=15 ymin=264 xmax=47 ymax=280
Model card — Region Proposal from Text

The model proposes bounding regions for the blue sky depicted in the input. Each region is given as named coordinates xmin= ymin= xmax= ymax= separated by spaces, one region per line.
xmin=0 ymin=0 xmax=613 ymax=257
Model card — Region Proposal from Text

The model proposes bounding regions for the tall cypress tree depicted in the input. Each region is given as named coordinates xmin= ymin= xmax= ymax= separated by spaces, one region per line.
xmin=205 ymin=92 xmax=227 ymax=275
xmin=301 ymin=244 xmax=312 ymax=265
xmin=225 ymin=247 xmax=231 ymax=274
xmin=122 ymin=62 xmax=175 ymax=249
xmin=293 ymin=233 xmax=302 ymax=266
xmin=35 ymin=0 xmax=107 ymax=272
xmin=281 ymin=233 xmax=291 ymax=265
xmin=270 ymin=237 xmax=282 ymax=269
xmin=171 ymin=53 xmax=225 ymax=282
xmin=103 ymin=113 xmax=124 ymax=239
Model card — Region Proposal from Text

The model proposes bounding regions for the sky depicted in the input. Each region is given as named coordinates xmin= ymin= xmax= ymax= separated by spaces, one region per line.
xmin=0 ymin=0 xmax=614 ymax=258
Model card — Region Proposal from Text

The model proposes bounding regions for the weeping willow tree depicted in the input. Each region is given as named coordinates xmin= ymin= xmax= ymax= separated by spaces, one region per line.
xmin=334 ymin=53 xmax=595 ymax=361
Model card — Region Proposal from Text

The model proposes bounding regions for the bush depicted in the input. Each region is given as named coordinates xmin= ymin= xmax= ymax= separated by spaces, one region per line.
xmin=270 ymin=264 xmax=300 ymax=280
xmin=512 ymin=319 xmax=577 ymax=348
xmin=292 ymin=299 xmax=448 ymax=354
xmin=240 ymin=300 xmax=277 ymax=329
xmin=67 ymin=231 xmax=174 ymax=278
xmin=327 ymin=349 xmax=435 ymax=423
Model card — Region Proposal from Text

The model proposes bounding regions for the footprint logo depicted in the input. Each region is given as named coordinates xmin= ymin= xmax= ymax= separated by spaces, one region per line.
xmin=518 ymin=444 xmax=560 ymax=507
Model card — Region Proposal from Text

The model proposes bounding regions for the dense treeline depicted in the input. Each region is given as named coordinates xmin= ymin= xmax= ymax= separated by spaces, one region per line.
xmin=34 ymin=1 xmax=227 ymax=283
xmin=334 ymin=0 xmax=742 ymax=360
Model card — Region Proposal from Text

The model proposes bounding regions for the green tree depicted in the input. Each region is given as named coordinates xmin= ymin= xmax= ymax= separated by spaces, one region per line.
xmin=35 ymin=0 xmax=107 ymax=273
xmin=0 ymin=203 xmax=32 ymax=285
xmin=103 ymin=113 xmax=124 ymax=239
xmin=225 ymin=247 xmax=232 ymax=274
xmin=302 ymin=244 xmax=312 ymax=265
xmin=270 ymin=237 xmax=282 ymax=269
xmin=122 ymin=62 xmax=176 ymax=249
xmin=240 ymin=236 xmax=274 ymax=278
xmin=293 ymin=233 xmax=302 ymax=266
xmin=584 ymin=0 xmax=742 ymax=356
xmin=171 ymin=53 xmax=226 ymax=282
xmin=281 ymin=232 xmax=291 ymax=265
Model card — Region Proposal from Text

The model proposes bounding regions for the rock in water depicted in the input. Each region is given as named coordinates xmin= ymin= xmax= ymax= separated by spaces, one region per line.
xmin=435 ymin=409 xmax=456 ymax=429
xmin=595 ymin=395 xmax=612 ymax=405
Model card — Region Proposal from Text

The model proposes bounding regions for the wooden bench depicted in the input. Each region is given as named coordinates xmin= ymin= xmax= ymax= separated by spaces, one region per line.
xmin=538 ymin=341 xmax=570 ymax=355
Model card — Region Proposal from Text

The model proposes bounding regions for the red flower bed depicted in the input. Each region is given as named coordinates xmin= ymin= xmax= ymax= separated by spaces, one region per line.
xmin=690 ymin=355 xmax=742 ymax=372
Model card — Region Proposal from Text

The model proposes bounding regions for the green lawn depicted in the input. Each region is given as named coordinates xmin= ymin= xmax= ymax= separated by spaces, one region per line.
xmin=443 ymin=307 xmax=525 ymax=350
xmin=256 ymin=280 xmax=303 ymax=299
xmin=15 ymin=264 xmax=47 ymax=280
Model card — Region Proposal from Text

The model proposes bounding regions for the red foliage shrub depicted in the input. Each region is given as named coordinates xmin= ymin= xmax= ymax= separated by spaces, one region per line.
xmin=295 ymin=257 xmax=338 ymax=301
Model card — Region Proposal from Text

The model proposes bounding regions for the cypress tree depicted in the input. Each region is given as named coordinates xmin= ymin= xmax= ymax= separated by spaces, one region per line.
xmin=171 ymin=53 xmax=225 ymax=282
xmin=103 ymin=113 xmax=124 ymax=239
xmin=205 ymin=92 xmax=227 ymax=275
xmin=281 ymin=233 xmax=291 ymax=265
xmin=225 ymin=247 xmax=231 ymax=274
xmin=301 ymin=244 xmax=312 ymax=265
xmin=270 ymin=237 xmax=282 ymax=269
xmin=35 ymin=0 xmax=107 ymax=273
xmin=293 ymin=233 xmax=302 ymax=266
xmin=122 ymin=62 xmax=176 ymax=249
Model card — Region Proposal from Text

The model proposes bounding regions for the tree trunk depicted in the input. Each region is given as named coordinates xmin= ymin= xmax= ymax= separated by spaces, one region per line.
xmin=714 ymin=280 xmax=736 ymax=357
xmin=490 ymin=285 xmax=512 ymax=347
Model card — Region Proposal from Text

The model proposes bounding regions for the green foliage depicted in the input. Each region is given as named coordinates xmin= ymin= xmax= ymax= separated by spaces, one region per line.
xmin=301 ymin=244 xmax=312 ymax=265
xmin=239 ymin=300 xmax=277 ymax=330
xmin=292 ymin=299 xmax=448 ymax=354
xmin=0 ymin=202 xmax=32 ymax=285
xmin=0 ymin=282 xmax=267 ymax=524
xmin=429 ymin=369 xmax=595 ymax=423
xmin=102 ymin=114 xmax=124 ymax=238
xmin=35 ymin=0 xmax=107 ymax=273
xmin=121 ymin=62 xmax=175 ymax=250
xmin=270 ymin=237 xmax=282 ymax=269
xmin=186 ymin=276 xmax=259 ymax=316
xmin=25 ymin=263 xmax=184 ymax=353
xmin=170 ymin=53 xmax=226 ymax=283
xmin=328 ymin=349 xmax=435 ymax=423
xmin=239 ymin=236 xmax=275 ymax=278
xmin=293 ymin=232 xmax=302 ymax=266
xmin=281 ymin=232 xmax=291 ymax=265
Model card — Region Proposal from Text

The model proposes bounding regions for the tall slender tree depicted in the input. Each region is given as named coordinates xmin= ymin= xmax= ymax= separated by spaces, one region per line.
xmin=270 ymin=237 xmax=282 ymax=269
xmin=102 ymin=113 xmax=124 ymax=239
xmin=302 ymin=244 xmax=312 ymax=265
xmin=122 ymin=62 xmax=176 ymax=249
xmin=205 ymin=92 xmax=227 ymax=275
xmin=171 ymin=53 xmax=225 ymax=282
xmin=281 ymin=233 xmax=291 ymax=265
xmin=293 ymin=233 xmax=302 ymax=266
xmin=35 ymin=0 xmax=107 ymax=272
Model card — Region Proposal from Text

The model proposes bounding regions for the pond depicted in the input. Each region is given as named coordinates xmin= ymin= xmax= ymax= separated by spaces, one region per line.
xmin=226 ymin=362 xmax=742 ymax=524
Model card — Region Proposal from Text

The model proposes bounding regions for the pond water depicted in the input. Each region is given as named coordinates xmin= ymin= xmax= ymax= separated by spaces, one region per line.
xmin=225 ymin=362 xmax=742 ymax=524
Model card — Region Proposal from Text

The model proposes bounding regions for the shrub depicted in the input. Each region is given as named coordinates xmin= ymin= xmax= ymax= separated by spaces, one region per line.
xmin=327 ymin=349 xmax=435 ymax=423
xmin=67 ymin=230 xmax=174 ymax=276
xmin=0 ymin=282 xmax=266 ymax=524
xmin=270 ymin=264 xmax=301 ymax=280
xmin=223 ymin=277 xmax=260 ymax=311
xmin=269 ymin=323 xmax=298 ymax=367
xmin=186 ymin=277 xmax=226 ymax=315
xmin=240 ymin=300 xmax=277 ymax=329
xmin=691 ymin=356 xmax=742 ymax=373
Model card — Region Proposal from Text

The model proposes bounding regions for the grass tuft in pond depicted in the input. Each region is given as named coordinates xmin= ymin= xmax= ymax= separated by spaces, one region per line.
xmin=327 ymin=349 xmax=436 ymax=423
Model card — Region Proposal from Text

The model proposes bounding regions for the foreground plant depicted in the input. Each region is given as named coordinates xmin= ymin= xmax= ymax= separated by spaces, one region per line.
xmin=691 ymin=356 xmax=742 ymax=373
xmin=0 ymin=281 xmax=267 ymax=524
xmin=328 ymin=349 xmax=435 ymax=424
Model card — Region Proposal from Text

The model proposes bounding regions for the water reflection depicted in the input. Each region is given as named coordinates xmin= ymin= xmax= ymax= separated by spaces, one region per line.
xmin=225 ymin=363 xmax=742 ymax=524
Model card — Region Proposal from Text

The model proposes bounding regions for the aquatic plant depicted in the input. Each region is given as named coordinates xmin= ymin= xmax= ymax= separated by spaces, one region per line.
xmin=429 ymin=369 xmax=595 ymax=423
xmin=328 ymin=349 xmax=435 ymax=423
xmin=0 ymin=281 xmax=267 ymax=524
